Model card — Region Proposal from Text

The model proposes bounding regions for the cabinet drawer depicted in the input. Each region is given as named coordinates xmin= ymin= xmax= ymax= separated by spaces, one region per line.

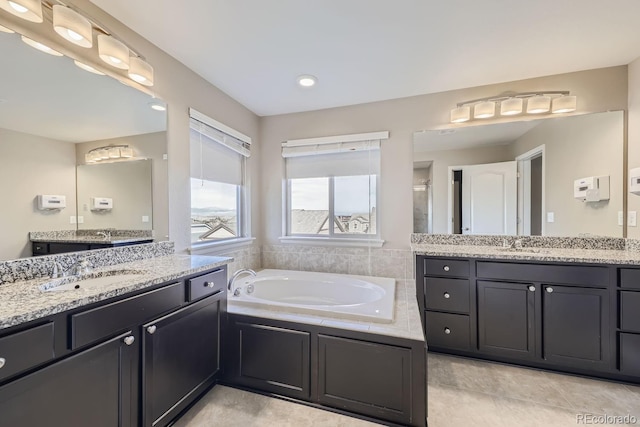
xmin=620 ymin=333 xmax=640 ymax=377
xmin=620 ymin=269 xmax=640 ymax=289
xmin=477 ymin=261 xmax=608 ymax=287
xmin=424 ymin=278 xmax=470 ymax=314
xmin=32 ymin=243 xmax=48 ymax=255
xmin=187 ymin=268 xmax=226 ymax=302
xmin=621 ymin=291 xmax=640 ymax=332
xmin=424 ymin=259 xmax=469 ymax=278
xmin=71 ymin=282 xmax=184 ymax=349
xmin=0 ymin=323 xmax=55 ymax=382
xmin=425 ymin=312 xmax=470 ymax=350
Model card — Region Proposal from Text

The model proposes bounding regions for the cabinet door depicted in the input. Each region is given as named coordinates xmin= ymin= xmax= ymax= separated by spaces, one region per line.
xmin=0 ymin=331 xmax=136 ymax=427
xmin=142 ymin=292 xmax=223 ymax=427
xmin=477 ymin=280 xmax=536 ymax=359
xmin=543 ymin=285 xmax=609 ymax=370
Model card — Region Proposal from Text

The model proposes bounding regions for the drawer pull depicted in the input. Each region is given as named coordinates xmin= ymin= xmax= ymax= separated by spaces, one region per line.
xmin=443 ymin=292 xmax=451 ymax=299
xmin=546 ymin=287 xmax=554 ymax=293
xmin=123 ymin=336 xmax=135 ymax=346
xmin=0 ymin=357 xmax=5 ymax=369
xmin=443 ymin=266 xmax=450 ymax=272
xmin=147 ymin=325 xmax=157 ymax=335
xmin=528 ymin=285 xmax=535 ymax=292
xmin=204 ymin=281 xmax=215 ymax=288
xmin=444 ymin=327 xmax=451 ymax=335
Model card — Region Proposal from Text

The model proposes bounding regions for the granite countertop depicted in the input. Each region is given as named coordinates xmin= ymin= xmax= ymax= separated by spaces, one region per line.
xmin=228 ymin=276 xmax=425 ymax=342
xmin=30 ymin=235 xmax=153 ymax=244
xmin=0 ymin=254 xmax=231 ymax=330
xmin=412 ymin=243 xmax=640 ymax=265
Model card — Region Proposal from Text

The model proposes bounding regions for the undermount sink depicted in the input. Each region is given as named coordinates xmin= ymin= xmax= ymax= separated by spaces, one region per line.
xmin=40 ymin=269 xmax=148 ymax=292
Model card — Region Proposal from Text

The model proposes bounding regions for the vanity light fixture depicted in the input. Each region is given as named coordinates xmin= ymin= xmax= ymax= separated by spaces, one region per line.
xmin=450 ymin=91 xmax=577 ymax=124
xmin=297 ymin=74 xmax=317 ymax=87
xmin=128 ymin=56 xmax=154 ymax=86
xmin=0 ymin=23 xmax=14 ymax=33
xmin=97 ymin=34 xmax=130 ymax=69
xmin=85 ymin=144 xmax=134 ymax=164
xmin=73 ymin=60 xmax=104 ymax=75
xmin=0 ymin=0 xmax=43 ymax=23
xmin=21 ymin=35 xmax=62 ymax=56
xmin=52 ymin=5 xmax=92 ymax=48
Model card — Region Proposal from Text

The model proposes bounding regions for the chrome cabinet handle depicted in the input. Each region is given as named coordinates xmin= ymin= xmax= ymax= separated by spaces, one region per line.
xmin=443 ymin=266 xmax=450 ymax=272
xmin=204 ymin=281 xmax=215 ymax=288
xmin=0 ymin=357 xmax=5 ymax=369
xmin=443 ymin=292 xmax=451 ymax=299
xmin=147 ymin=325 xmax=157 ymax=335
xmin=123 ymin=336 xmax=135 ymax=346
xmin=444 ymin=327 xmax=451 ymax=335
xmin=528 ymin=285 xmax=535 ymax=292
xmin=546 ymin=287 xmax=554 ymax=293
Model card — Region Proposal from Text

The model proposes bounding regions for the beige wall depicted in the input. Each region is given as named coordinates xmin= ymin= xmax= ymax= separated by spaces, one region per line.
xmin=511 ymin=112 xmax=624 ymax=237
xmin=0 ymin=128 xmax=76 ymax=260
xmin=76 ymin=132 xmax=168 ymax=239
xmin=629 ymin=57 xmax=640 ymax=238
xmin=260 ymin=66 xmax=627 ymax=249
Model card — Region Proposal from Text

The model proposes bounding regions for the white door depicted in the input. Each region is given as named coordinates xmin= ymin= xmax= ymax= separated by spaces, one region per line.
xmin=461 ymin=161 xmax=517 ymax=235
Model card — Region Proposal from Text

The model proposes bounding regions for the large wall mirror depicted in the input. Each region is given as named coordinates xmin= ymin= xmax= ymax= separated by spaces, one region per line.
xmin=413 ymin=111 xmax=624 ymax=238
xmin=0 ymin=29 xmax=167 ymax=260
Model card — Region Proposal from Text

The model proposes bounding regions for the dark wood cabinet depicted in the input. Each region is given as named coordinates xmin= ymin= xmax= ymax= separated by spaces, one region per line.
xmin=477 ymin=280 xmax=536 ymax=359
xmin=32 ymin=240 xmax=153 ymax=256
xmin=142 ymin=291 xmax=225 ymax=427
xmin=542 ymin=285 xmax=609 ymax=370
xmin=0 ymin=331 xmax=136 ymax=427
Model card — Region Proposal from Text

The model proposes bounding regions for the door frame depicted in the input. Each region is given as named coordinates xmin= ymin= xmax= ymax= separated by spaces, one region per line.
xmin=516 ymin=145 xmax=545 ymax=236
xmin=447 ymin=166 xmax=461 ymax=234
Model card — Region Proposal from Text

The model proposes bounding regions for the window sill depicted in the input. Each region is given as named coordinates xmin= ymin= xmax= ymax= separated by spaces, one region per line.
xmin=278 ymin=236 xmax=384 ymax=248
xmin=189 ymin=237 xmax=256 ymax=255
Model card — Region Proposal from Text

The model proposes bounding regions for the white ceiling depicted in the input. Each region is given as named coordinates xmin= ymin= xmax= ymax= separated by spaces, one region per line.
xmin=0 ymin=31 xmax=165 ymax=142
xmin=90 ymin=0 xmax=640 ymax=117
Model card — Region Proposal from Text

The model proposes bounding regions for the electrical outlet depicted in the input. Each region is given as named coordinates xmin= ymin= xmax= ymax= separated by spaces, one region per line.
xmin=629 ymin=211 xmax=637 ymax=227
xmin=618 ymin=211 xmax=624 ymax=226
xmin=77 ymin=216 xmax=84 ymax=224
xmin=162 ymin=154 xmax=168 ymax=160
xmin=69 ymin=216 xmax=76 ymax=224
xmin=546 ymin=212 xmax=555 ymax=223
xmin=142 ymin=215 xmax=149 ymax=223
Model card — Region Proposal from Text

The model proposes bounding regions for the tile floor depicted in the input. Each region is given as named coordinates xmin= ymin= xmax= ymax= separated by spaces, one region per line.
xmin=174 ymin=352 xmax=640 ymax=427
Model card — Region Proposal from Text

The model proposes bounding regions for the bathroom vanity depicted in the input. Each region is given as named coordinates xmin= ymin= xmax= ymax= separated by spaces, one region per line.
xmin=415 ymin=242 xmax=640 ymax=383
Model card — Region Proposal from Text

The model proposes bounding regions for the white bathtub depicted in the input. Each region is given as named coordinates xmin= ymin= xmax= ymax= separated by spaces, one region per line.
xmin=229 ymin=269 xmax=395 ymax=323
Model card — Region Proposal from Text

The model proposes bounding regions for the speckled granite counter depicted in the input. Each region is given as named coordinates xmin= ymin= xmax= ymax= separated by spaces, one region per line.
xmin=0 ymin=254 xmax=231 ymax=330
xmin=29 ymin=230 xmax=153 ymax=245
xmin=228 ymin=272 xmax=425 ymax=342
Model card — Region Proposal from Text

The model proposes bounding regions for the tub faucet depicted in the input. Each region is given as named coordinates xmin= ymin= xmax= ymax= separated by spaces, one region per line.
xmin=228 ymin=269 xmax=256 ymax=296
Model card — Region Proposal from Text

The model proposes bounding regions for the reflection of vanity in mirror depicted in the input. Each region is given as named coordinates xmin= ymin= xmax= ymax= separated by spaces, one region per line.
xmin=0 ymin=27 xmax=167 ymax=260
xmin=413 ymin=111 xmax=624 ymax=237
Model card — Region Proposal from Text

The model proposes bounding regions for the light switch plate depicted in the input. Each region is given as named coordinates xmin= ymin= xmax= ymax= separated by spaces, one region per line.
xmin=142 ymin=215 xmax=149 ymax=223
xmin=546 ymin=212 xmax=555 ymax=223
xmin=618 ymin=211 xmax=624 ymax=226
xmin=77 ymin=216 xmax=84 ymax=224
xmin=69 ymin=216 xmax=76 ymax=224
xmin=629 ymin=211 xmax=637 ymax=227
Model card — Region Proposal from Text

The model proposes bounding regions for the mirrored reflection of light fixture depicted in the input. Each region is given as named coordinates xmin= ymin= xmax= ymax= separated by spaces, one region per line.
xmin=551 ymin=95 xmax=577 ymax=114
xmin=500 ymin=97 xmax=523 ymax=116
xmin=474 ymin=101 xmax=495 ymax=119
xmin=53 ymin=5 xmax=93 ymax=48
xmin=148 ymin=100 xmax=166 ymax=111
xmin=450 ymin=91 xmax=576 ymax=124
xmin=0 ymin=24 xmax=15 ymax=33
xmin=21 ymin=35 xmax=63 ymax=56
xmin=86 ymin=145 xmax=134 ymax=163
xmin=97 ymin=34 xmax=130 ymax=69
xmin=0 ymin=0 xmax=43 ymax=23
xmin=128 ymin=56 xmax=154 ymax=86
xmin=74 ymin=60 xmax=105 ymax=75
xmin=526 ymin=95 xmax=551 ymax=114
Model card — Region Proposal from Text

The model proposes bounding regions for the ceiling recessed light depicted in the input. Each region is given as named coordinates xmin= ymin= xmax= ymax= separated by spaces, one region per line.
xmin=297 ymin=74 xmax=317 ymax=87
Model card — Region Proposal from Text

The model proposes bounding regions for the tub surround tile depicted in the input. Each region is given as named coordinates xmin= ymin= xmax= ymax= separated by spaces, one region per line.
xmin=323 ymin=254 xmax=350 ymax=274
xmin=0 ymin=253 xmax=231 ymax=330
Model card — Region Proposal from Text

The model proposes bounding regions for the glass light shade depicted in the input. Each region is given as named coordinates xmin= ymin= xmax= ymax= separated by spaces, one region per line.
xmin=297 ymin=75 xmax=317 ymax=87
xmin=87 ymin=151 xmax=100 ymax=162
xmin=74 ymin=60 xmax=105 ymax=75
xmin=21 ymin=36 xmax=63 ymax=56
xmin=0 ymin=24 xmax=14 ymax=33
xmin=474 ymin=101 xmax=496 ymax=119
xmin=98 ymin=34 xmax=130 ymax=69
xmin=128 ymin=57 xmax=154 ymax=86
xmin=500 ymin=98 xmax=523 ymax=116
xmin=450 ymin=106 xmax=471 ymax=123
xmin=97 ymin=148 xmax=110 ymax=160
xmin=526 ymin=95 xmax=551 ymax=114
xmin=551 ymin=95 xmax=577 ymax=114
xmin=120 ymin=146 xmax=133 ymax=158
xmin=84 ymin=153 xmax=95 ymax=163
xmin=108 ymin=147 xmax=121 ymax=158
xmin=53 ymin=5 xmax=93 ymax=48
xmin=0 ymin=0 xmax=43 ymax=23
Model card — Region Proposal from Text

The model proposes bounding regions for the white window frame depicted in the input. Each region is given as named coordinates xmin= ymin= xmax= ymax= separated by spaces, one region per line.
xmin=188 ymin=109 xmax=253 ymax=253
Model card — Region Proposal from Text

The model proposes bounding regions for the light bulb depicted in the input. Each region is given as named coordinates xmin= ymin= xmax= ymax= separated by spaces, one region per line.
xmin=8 ymin=1 xmax=27 ymax=13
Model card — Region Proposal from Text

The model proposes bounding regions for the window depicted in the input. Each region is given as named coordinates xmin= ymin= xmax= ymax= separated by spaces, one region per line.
xmin=283 ymin=132 xmax=387 ymax=240
xmin=189 ymin=109 xmax=251 ymax=245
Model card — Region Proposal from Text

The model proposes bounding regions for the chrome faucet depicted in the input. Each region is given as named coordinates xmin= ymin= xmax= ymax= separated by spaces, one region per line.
xmin=228 ymin=269 xmax=256 ymax=296
xmin=96 ymin=231 xmax=111 ymax=240
xmin=502 ymin=238 xmax=523 ymax=250
xmin=51 ymin=261 xmax=66 ymax=278
xmin=68 ymin=257 xmax=92 ymax=276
